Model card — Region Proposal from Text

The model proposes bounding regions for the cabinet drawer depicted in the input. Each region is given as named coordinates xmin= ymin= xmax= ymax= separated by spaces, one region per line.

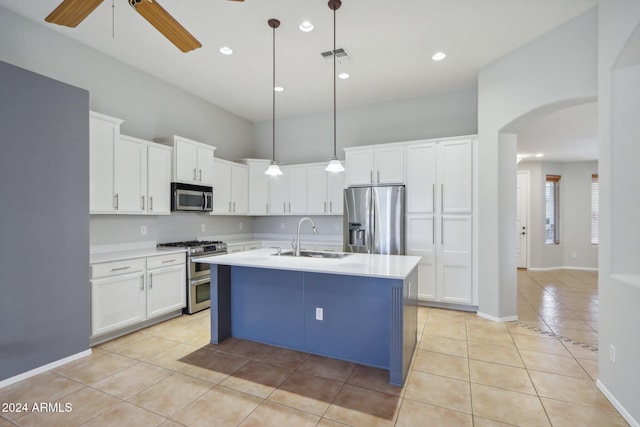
xmin=91 ymin=258 xmax=145 ymax=279
xmin=147 ymin=252 xmax=185 ymax=269
xmin=243 ymin=242 xmax=261 ymax=251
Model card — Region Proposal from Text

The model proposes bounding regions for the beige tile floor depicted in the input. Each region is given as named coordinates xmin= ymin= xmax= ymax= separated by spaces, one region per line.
xmin=0 ymin=270 xmax=628 ymax=426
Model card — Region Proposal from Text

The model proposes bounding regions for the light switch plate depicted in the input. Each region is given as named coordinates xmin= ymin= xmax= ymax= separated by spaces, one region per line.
xmin=315 ymin=307 xmax=323 ymax=321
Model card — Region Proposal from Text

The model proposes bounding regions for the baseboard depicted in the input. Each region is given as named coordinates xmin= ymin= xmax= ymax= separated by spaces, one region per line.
xmin=476 ymin=311 xmax=518 ymax=322
xmin=526 ymin=266 xmax=598 ymax=272
xmin=596 ymin=380 xmax=639 ymax=427
xmin=0 ymin=349 xmax=92 ymax=389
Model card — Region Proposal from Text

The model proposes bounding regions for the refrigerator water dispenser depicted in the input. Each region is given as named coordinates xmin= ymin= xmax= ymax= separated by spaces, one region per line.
xmin=348 ymin=223 xmax=366 ymax=246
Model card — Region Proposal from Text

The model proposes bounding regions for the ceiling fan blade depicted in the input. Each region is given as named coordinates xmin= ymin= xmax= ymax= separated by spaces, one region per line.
xmin=129 ymin=0 xmax=202 ymax=53
xmin=45 ymin=0 xmax=104 ymax=28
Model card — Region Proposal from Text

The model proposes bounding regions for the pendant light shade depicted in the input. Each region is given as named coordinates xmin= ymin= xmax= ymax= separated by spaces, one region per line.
xmin=325 ymin=0 xmax=345 ymax=173
xmin=265 ymin=18 xmax=283 ymax=177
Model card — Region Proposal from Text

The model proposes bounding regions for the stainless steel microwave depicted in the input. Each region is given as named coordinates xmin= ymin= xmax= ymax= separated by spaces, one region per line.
xmin=171 ymin=182 xmax=213 ymax=212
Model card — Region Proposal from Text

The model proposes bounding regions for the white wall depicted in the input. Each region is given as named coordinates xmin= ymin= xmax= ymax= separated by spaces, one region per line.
xmin=253 ymin=89 xmax=477 ymax=165
xmin=518 ymin=161 xmax=598 ymax=270
xmin=597 ymin=1 xmax=640 ymax=424
xmin=0 ymin=7 xmax=257 ymax=245
xmin=477 ymin=8 xmax=598 ymax=319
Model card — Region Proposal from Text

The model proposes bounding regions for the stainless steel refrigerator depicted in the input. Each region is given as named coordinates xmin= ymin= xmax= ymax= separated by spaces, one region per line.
xmin=343 ymin=185 xmax=405 ymax=255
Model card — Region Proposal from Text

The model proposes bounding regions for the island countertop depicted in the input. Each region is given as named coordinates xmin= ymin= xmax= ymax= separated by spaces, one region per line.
xmin=196 ymin=248 xmax=420 ymax=279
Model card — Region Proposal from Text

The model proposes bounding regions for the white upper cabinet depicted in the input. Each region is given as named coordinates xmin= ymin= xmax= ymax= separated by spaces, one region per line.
xmin=211 ymin=159 xmax=248 ymax=215
xmin=269 ymin=165 xmax=307 ymax=215
xmin=146 ymin=144 xmax=172 ymax=214
xmin=90 ymin=111 xmax=122 ymax=213
xmin=440 ymin=139 xmax=473 ymax=213
xmin=307 ymin=164 xmax=345 ymax=215
xmin=345 ymin=145 xmax=404 ymax=186
xmin=156 ymin=135 xmax=216 ymax=186
xmin=406 ymin=142 xmax=436 ymax=214
xmin=114 ymin=135 xmax=147 ymax=214
xmin=239 ymin=159 xmax=271 ymax=215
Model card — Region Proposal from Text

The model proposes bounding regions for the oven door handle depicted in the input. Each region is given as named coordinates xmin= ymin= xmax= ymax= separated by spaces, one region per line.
xmin=190 ymin=276 xmax=211 ymax=286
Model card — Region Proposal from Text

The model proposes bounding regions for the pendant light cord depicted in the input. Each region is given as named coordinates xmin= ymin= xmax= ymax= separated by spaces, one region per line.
xmin=272 ymin=24 xmax=276 ymax=163
xmin=332 ymin=6 xmax=337 ymax=158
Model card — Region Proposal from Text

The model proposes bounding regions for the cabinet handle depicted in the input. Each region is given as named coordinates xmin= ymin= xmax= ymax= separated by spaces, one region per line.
xmin=111 ymin=266 xmax=130 ymax=272
xmin=432 ymin=219 xmax=435 ymax=245
xmin=141 ymin=195 xmax=145 ymax=210
xmin=330 ymin=201 xmax=333 ymax=212
xmin=199 ymin=169 xmax=202 ymax=182
xmin=149 ymin=272 xmax=153 ymax=289
xmin=441 ymin=216 xmax=444 ymax=245
xmin=377 ymin=170 xmax=380 ymax=184
xmin=324 ymin=201 xmax=327 ymax=213
xmin=193 ymin=168 xmax=197 ymax=181
xmin=266 ymin=203 xmax=269 ymax=214
xmin=114 ymin=194 xmax=119 ymax=210
xmin=140 ymin=276 xmax=144 ymax=291
xmin=288 ymin=202 xmax=291 ymax=213
xmin=149 ymin=196 xmax=153 ymax=211
xmin=229 ymin=201 xmax=232 ymax=213
xmin=162 ymin=259 xmax=176 ymax=263
xmin=233 ymin=202 xmax=236 ymax=213
xmin=370 ymin=171 xmax=373 ymax=184
xmin=283 ymin=202 xmax=286 ymax=213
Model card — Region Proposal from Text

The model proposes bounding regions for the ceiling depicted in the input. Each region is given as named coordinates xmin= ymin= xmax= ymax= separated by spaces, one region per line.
xmin=1 ymin=0 xmax=597 ymax=124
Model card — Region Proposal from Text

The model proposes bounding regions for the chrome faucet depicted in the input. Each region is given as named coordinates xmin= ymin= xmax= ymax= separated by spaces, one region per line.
xmin=294 ymin=217 xmax=318 ymax=256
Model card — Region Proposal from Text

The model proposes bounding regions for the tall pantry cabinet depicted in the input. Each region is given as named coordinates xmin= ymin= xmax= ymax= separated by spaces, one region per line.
xmin=406 ymin=137 xmax=476 ymax=307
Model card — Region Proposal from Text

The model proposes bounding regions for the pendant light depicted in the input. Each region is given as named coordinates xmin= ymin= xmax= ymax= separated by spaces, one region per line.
xmin=265 ymin=18 xmax=283 ymax=176
xmin=325 ymin=0 xmax=345 ymax=173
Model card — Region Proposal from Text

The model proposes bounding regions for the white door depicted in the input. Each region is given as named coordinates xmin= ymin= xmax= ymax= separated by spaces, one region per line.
xmin=516 ymin=171 xmax=529 ymax=268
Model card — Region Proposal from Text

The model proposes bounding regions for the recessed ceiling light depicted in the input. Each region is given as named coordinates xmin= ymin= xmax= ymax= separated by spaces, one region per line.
xmin=432 ymin=51 xmax=446 ymax=61
xmin=274 ymin=86 xmax=284 ymax=92
xmin=299 ymin=21 xmax=314 ymax=32
xmin=219 ymin=46 xmax=233 ymax=55
xmin=338 ymin=72 xmax=349 ymax=79
xmin=535 ymin=153 xmax=544 ymax=158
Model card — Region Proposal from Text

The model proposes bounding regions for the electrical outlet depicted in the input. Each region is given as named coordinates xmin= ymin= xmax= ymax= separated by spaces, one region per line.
xmin=610 ymin=345 xmax=616 ymax=364
xmin=140 ymin=225 xmax=147 ymax=236
xmin=239 ymin=222 xmax=243 ymax=230
xmin=315 ymin=307 xmax=323 ymax=321
xmin=201 ymin=224 xmax=206 ymax=232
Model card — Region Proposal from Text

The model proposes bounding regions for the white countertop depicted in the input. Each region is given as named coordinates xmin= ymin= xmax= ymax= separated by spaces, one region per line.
xmin=196 ymin=248 xmax=420 ymax=279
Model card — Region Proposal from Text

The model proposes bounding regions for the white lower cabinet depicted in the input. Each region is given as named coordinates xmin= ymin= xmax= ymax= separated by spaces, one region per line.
xmin=407 ymin=214 xmax=473 ymax=305
xmin=90 ymin=253 xmax=185 ymax=339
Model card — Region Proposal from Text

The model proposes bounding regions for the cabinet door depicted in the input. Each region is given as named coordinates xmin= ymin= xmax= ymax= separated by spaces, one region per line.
xmin=440 ymin=139 xmax=472 ymax=213
xmin=212 ymin=159 xmax=232 ymax=214
xmin=227 ymin=244 xmax=244 ymax=254
xmin=246 ymin=160 xmax=270 ymax=215
xmin=374 ymin=146 xmax=404 ymax=184
xmin=231 ymin=164 xmax=249 ymax=214
xmin=197 ymin=145 xmax=215 ymax=185
xmin=437 ymin=215 xmax=472 ymax=304
xmin=147 ymin=265 xmax=186 ymax=318
xmin=307 ymin=165 xmax=329 ymax=215
xmin=174 ymin=138 xmax=198 ymax=183
xmin=327 ymin=169 xmax=345 ymax=215
xmin=147 ymin=145 xmax=172 ymax=214
xmin=406 ymin=214 xmax=436 ymax=300
xmin=288 ymin=167 xmax=307 ymax=214
xmin=406 ymin=143 xmax=436 ymax=213
xmin=90 ymin=114 xmax=119 ymax=213
xmin=114 ymin=137 xmax=147 ymax=214
xmin=268 ymin=172 xmax=289 ymax=214
xmin=345 ymin=149 xmax=374 ymax=186
xmin=91 ymin=272 xmax=146 ymax=336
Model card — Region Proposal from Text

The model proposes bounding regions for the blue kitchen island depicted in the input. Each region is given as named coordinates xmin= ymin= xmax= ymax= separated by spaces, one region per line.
xmin=196 ymin=248 xmax=420 ymax=387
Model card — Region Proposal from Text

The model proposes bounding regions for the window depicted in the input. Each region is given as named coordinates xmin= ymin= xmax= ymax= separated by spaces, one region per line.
xmin=591 ymin=174 xmax=599 ymax=245
xmin=545 ymin=175 xmax=561 ymax=244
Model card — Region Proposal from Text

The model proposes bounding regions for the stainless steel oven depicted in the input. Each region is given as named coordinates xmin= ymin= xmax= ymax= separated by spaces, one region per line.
xmin=157 ymin=240 xmax=227 ymax=314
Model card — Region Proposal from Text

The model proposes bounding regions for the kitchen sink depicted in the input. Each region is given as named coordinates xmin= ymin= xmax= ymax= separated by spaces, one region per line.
xmin=275 ymin=250 xmax=353 ymax=259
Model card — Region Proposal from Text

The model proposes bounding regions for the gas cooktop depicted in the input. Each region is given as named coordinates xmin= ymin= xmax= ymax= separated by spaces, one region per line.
xmin=157 ymin=240 xmax=228 ymax=255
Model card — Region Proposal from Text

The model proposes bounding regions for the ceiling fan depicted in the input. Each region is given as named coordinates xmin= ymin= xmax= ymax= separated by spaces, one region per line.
xmin=44 ymin=0 xmax=244 ymax=53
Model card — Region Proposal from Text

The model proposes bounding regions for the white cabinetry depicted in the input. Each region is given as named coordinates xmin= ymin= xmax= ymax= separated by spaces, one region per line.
xmin=345 ymin=145 xmax=404 ymax=186
xmin=114 ymin=135 xmax=147 ymax=214
xmin=211 ymin=159 xmax=248 ymax=215
xmin=239 ymin=159 xmax=271 ymax=215
xmin=90 ymin=111 xmax=122 ymax=213
xmin=269 ymin=165 xmax=307 ymax=215
xmin=146 ymin=144 xmax=172 ymax=214
xmin=227 ymin=241 xmax=262 ymax=254
xmin=306 ymin=164 xmax=345 ymax=215
xmin=156 ymin=135 xmax=215 ymax=186
xmin=405 ymin=137 xmax=475 ymax=306
xmin=90 ymin=252 xmax=185 ymax=340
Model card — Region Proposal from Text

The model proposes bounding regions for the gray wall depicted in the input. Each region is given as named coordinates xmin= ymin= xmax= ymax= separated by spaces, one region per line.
xmin=253 ymin=89 xmax=477 ymax=165
xmin=518 ymin=161 xmax=598 ymax=270
xmin=597 ymin=0 xmax=640 ymax=423
xmin=0 ymin=61 xmax=90 ymax=381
